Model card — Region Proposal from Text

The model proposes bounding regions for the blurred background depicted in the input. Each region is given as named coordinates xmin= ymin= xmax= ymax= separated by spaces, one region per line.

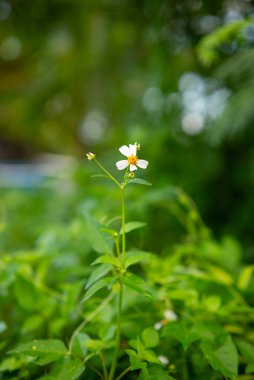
xmin=1 ymin=0 xmax=254 ymax=260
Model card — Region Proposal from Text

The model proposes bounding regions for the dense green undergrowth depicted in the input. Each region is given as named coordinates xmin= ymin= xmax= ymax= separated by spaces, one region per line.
xmin=0 ymin=182 xmax=254 ymax=380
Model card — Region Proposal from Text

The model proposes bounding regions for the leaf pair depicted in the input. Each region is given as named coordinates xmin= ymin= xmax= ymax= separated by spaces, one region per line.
xmin=10 ymin=340 xmax=85 ymax=380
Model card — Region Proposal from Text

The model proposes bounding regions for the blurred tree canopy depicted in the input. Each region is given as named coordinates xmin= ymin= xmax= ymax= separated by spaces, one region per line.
xmin=1 ymin=0 xmax=254 ymax=255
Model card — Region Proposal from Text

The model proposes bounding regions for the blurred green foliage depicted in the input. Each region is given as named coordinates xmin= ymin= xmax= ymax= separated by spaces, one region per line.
xmin=1 ymin=0 xmax=254 ymax=249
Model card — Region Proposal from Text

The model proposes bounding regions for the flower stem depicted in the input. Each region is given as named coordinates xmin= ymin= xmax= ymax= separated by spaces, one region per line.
xmin=108 ymin=187 xmax=126 ymax=380
xmin=121 ymin=188 xmax=126 ymax=267
xmin=94 ymin=159 xmax=121 ymax=188
xmin=108 ymin=279 xmax=123 ymax=380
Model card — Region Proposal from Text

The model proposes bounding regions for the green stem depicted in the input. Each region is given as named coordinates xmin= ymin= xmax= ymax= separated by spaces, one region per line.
xmin=115 ymin=366 xmax=131 ymax=380
xmin=100 ymin=351 xmax=108 ymax=380
xmin=108 ymin=279 xmax=123 ymax=380
xmin=94 ymin=159 xmax=121 ymax=188
xmin=121 ymin=188 xmax=126 ymax=267
xmin=182 ymin=349 xmax=188 ymax=380
xmin=108 ymin=187 xmax=126 ymax=380
xmin=115 ymin=235 xmax=121 ymax=259
xmin=68 ymin=292 xmax=114 ymax=353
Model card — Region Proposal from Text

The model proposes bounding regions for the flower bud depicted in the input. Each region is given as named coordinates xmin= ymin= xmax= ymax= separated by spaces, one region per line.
xmin=134 ymin=142 xmax=141 ymax=151
xmin=127 ymin=172 xmax=135 ymax=179
xmin=86 ymin=152 xmax=96 ymax=161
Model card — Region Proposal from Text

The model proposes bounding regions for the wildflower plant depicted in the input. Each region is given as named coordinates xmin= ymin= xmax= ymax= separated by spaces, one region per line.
xmin=83 ymin=142 xmax=151 ymax=379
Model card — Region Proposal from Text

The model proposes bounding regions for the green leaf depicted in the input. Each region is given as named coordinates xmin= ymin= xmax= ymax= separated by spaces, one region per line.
xmin=11 ymin=340 xmax=67 ymax=365
xmin=52 ymin=357 xmax=85 ymax=380
xmin=92 ymin=255 xmax=120 ymax=267
xmin=162 ymin=322 xmax=199 ymax=351
xmin=123 ymin=273 xmax=153 ymax=299
xmin=125 ymin=250 xmax=151 ymax=269
xmin=21 ymin=315 xmax=44 ymax=334
xmin=120 ymin=222 xmax=147 ymax=234
xmin=70 ymin=333 xmax=90 ymax=357
xmin=81 ymin=277 xmax=115 ymax=303
xmin=128 ymin=178 xmax=152 ymax=186
xmin=126 ymin=349 xmax=147 ymax=371
xmin=0 ymin=356 xmax=33 ymax=372
xmin=84 ymin=339 xmax=106 ymax=353
xmin=100 ymin=227 xmax=117 ymax=237
xmin=138 ymin=364 xmax=177 ymax=380
xmin=14 ymin=275 xmax=41 ymax=311
xmin=236 ymin=340 xmax=254 ymax=362
xmin=238 ymin=266 xmax=254 ymax=290
xmin=142 ymin=328 xmax=159 ymax=349
xmin=142 ymin=350 xmax=161 ymax=364
xmin=85 ymin=264 xmax=113 ymax=289
xmin=200 ymin=335 xmax=238 ymax=378
xmin=84 ymin=213 xmax=113 ymax=255
xmin=246 ymin=363 xmax=254 ymax=374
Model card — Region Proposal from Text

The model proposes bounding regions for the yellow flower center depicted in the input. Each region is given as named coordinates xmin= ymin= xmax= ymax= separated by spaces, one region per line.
xmin=128 ymin=155 xmax=138 ymax=165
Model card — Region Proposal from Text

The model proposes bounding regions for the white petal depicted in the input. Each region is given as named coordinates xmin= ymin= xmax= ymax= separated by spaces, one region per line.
xmin=129 ymin=144 xmax=137 ymax=156
xmin=116 ymin=160 xmax=129 ymax=170
xmin=119 ymin=145 xmax=131 ymax=157
xmin=137 ymin=159 xmax=149 ymax=169
xmin=129 ymin=164 xmax=137 ymax=171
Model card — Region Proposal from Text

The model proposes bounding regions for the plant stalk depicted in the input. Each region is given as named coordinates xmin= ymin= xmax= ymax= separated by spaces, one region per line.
xmin=108 ymin=279 xmax=123 ymax=380
xmin=94 ymin=159 xmax=121 ymax=188
xmin=121 ymin=188 xmax=126 ymax=267
xmin=108 ymin=187 xmax=126 ymax=380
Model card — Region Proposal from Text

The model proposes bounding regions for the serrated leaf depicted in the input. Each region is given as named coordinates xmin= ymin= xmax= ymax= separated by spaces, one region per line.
xmin=85 ymin=264 xmax=113 ymax=289
xmin=138 ymin=364 xmax=176 ymax=380
xmin=142 ymin=328 xmax=159 ymax=349
xmin=125 ymin=250 xmax=151 ymax=269
xmin=126 ymin=349 xmax=147 ymax=371
xmin=162 ymin=322 xmax=199 ymax=350
xmin=200 ymin=335 xmax=238 ymax=378
xmin=52 ymin=357 xmax=85 ymax=380
xmin=120 ymin=222 xmax=147 ymax=234
xmin=11 ymin=340 xmax=67 ymax=365
xmin=92 ymin=255 xmax=120 ymax=267
xmin=81 ymin=277 xmax=115 ymax=303
xmin=84 ymin=213 xmax=113 ymax=255
xmin=123 ymin=273 xmax=153 ymax=299
xmin=128 ymin=178 xmax=152 ymax=186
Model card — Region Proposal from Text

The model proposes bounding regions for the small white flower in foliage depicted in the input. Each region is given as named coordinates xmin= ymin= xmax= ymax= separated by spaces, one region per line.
xmin=158 ymin=355 xmax=169 ymax=366
xmin=116 ymin=143 xmax=149 ymax=172
xmin=164 ymin=309 xmax=178 ymax=321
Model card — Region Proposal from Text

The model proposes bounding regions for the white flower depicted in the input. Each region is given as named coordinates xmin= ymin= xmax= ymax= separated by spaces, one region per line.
xmin=116 ymin=144 xmax=149 ymax=172
xmin=154 ymin=321 xmax=163 ymax=330
xmin=158 ymin=355 xmax=169 ymax=366
xmin=164 ymin=309 xmax=178 ymax=321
